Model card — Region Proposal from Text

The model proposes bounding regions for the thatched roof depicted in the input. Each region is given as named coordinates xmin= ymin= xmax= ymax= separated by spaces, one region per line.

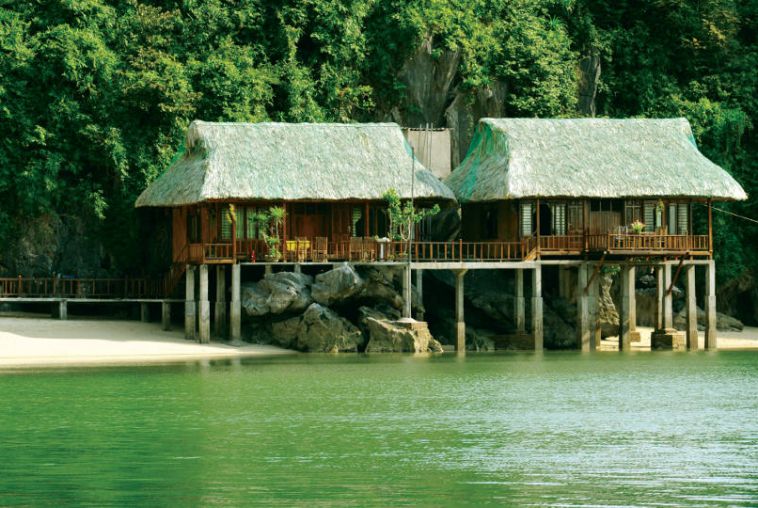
xmin=136 ymin=121 xmax=455 ymax=207
xmin=445 ymin=118 xmax=748 ymax=202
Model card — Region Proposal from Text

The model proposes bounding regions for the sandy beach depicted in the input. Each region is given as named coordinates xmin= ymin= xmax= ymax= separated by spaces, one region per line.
xmin=601 ymin=326 xmax=758 ymax=350
xmin=0 ymin=315 xmax=755 ymax=369
xmin=0 ymin=316 xmax=293 ymax=368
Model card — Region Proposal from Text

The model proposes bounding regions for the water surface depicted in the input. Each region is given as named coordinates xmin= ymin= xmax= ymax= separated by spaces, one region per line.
xmin=1 ymin=352 xmax=756 ymax=506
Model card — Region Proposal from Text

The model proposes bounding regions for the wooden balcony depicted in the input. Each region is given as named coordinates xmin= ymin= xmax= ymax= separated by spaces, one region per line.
xmin=0 ymin=276 xmax=165 ymax=299
xmin=181 ymin=232 xmax=711 ymax=265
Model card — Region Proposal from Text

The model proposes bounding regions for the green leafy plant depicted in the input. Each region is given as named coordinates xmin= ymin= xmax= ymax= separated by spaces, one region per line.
xmin=383 ymin=188 xmax=440 ymax=242
xmin=252 ymin=207 xmax=287 ymax=260
xmin=630 ymin=220 xmax=646 ymax=234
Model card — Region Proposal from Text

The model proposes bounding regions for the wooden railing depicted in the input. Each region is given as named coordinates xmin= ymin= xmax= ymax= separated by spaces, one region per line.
xmin=178 ymin=232 xmax=711 ymax=266
xmin=607 ymin=234 xmax=709 ymax=253
xmin=0 ymin=277 xmax=164 ymax=299
xmin=538 ymin=235 xmax=584 ymax=253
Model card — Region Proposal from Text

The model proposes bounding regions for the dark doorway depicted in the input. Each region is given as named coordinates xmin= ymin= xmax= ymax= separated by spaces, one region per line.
xmin=539 ymin=203 xmax=552 ymax=236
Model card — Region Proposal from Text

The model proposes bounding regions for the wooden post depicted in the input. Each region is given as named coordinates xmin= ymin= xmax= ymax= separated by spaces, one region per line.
xmin=535 ymin=199 xmax=541 ymax=258
xmin=455 ymin=269 xmax=467 ymax=352
xmin=663 ymin=262 xmax=673 ymax=330
xmin=532 ymin=264 xmax=543 ymax=351
xmin=577 ymin=263 xmax=590 ymax=351
xmin=184 ymin=265 xmax=196 ymax=340
xmin=707 ymin=198 xmax=713 ymax=257
xmin=162 ymin=301 xmax=171 ymax=331
xmin=515 ymin=269 xmax=526 ymax=334
xmin=230 ymin=263 xmax=241 ymax=343
xmin=198 ymin=264 xmax=210 ymax=344
xmin=685 ymin=264 xmax=698 ymax=350
xmin=655 ymin=266 xmax=664 ymax=330
xmin=705 ymin=260 xmax=717 ymax=350
xmin=231 ymin=204 xmax=237 ymax=261
xmin=619 ymin=265 xmax=635 ymax=351
xmin=414 ymin=269 xmax=424 ymax=321
xmin=140 ymin=302 xmax=149 ymax=323
xmin=214 ymin=265 xmax=227 ymax=339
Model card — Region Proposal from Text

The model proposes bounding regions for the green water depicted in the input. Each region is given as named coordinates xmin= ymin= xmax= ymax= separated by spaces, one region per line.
xmin=1 ymin=352 xmax=756 ymax=507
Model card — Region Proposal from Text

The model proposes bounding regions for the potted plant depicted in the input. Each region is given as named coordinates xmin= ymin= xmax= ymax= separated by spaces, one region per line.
xmin=630 ymin=219 xmax=646 ymax=234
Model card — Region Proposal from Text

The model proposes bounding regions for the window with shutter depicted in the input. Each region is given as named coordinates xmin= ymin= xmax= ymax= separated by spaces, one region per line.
xmin=677 ymin=203 xmax=689 ymax=234
xmin=221 ymin=206 xmax=233 ymax=240
xmin=551 ymin=203 xmax=566 ymax=235
xmin=520 ymin=202 xmax=533 ymax=237
xmin=643 ymin=201 xmax=656 ymax=232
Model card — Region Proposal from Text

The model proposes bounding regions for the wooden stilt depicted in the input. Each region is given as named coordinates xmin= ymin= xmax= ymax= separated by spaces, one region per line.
xmin=532 ymin=264 xmax=543 ymax=351
xmin=184 ymin=265 xmax=196 ymax=340
xmin=198 ymin=264 xmax=210 ymax=344
xmin=515 ymin=269 xmax=526 ymax=334
xmin=705 ymin=260 xmax=717 ymax=350
xmin=685 ymin=264 xmax=698 ymax=350
xmin=230 ymin=264 xmax=241 ymax=344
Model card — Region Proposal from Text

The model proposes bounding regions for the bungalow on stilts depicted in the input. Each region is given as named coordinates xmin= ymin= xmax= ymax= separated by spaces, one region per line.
xmin=135 ymin=121 xmax=456 ymax=344
xmin=444 ymin=118 xmax=747 ymax=351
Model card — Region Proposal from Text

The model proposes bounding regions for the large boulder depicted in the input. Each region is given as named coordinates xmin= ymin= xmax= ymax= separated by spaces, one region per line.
xmin=364 ymin=317 xmax=443 ymax=353
xmin=311 ymin=264 xmax=364 ymax=306
xmin=358 ymin=266 xmax=405 ymax=310
xmin=598 ymin=274 xmax=620 ymax=338
xmin=673 ymin=307 xmax=744 ymax=332
xmin=242 ymin=272 xmax=313 ymax=317
xmin=265 ymin=303 xmax=364 ymax=352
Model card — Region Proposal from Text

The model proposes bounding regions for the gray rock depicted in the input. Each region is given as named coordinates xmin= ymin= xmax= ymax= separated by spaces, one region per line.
xmin=295 ymin=303 xmax=363 ymax=353
xmin=598 ymin=274 xmax=620 ymax=338
xmin=364 ymin=317 xmax=443 ymax=353
xmin=674 ymin=307 xmax=743 ymax=332
xmin=241 ymin=272 xmax=313 ymax=317
xmin=466 ymin=327 xmax=496 ymax=352
xmin=311 ymin=264 xmax=364 ymax=306
xmin=268 ymin=316 xmax=301 ymax=348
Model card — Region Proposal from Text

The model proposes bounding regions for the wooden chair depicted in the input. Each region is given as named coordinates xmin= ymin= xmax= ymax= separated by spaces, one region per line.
xmin=363 ymin=237 xmax=377 ymax=261
xmin=349 ymin=237 xmax=363 ymax=261
xmin=313 ymin=237 xmax=328 ymax=262
xmin=295 ymin=237 xmax=310 ymax=262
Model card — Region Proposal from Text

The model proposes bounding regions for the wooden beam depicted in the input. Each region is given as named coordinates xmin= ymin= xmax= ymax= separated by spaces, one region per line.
xmin=667 ymin=257 xmax=685 ymax=295
xmin=584 ymin=252 xmax=606 ymax=295
xmin=535 ymin=199 xmax=541 ymax=258
xmin=707 ymin=198 xmax=713 ymax=257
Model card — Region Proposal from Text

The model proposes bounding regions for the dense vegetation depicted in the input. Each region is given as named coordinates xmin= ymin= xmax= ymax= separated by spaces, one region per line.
xmin=1 ymin=1 xmax=755 ymax=315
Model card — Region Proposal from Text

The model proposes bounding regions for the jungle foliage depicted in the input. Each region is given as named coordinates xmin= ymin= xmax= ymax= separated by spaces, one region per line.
xmin=0 ymin=1 xmax=755 ymax=290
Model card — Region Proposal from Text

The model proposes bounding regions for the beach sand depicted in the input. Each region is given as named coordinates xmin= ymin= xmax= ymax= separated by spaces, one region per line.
xmin=0 ymin=316 xmax=294 ymax=368
xmin=601 ymin=326 xmax=758 ymax=351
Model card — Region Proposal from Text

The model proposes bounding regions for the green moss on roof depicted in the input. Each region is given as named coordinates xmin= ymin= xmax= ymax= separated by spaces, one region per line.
xmin=136 ymin=121 xmax=455 ymax=207
xmin=445 ymin=118 xmax=748 ymax=202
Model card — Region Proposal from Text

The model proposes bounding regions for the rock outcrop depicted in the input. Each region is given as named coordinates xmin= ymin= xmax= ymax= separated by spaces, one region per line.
xmin=270 ymin=303 xmax=363 ymax=352
xmin=364 ymin=317 xmax=443 ymax=353
xmin=311 ymin=263 xmax=364 ymax=306
xmin=241 ymin=272 xmax=313 ymax=317
xmin=673 ymin=307 xmax=744 ymax=332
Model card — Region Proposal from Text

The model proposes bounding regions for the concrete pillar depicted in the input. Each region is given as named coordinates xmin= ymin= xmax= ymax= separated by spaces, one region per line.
xmin=59 ymin=300 xmax=67 ymax=321
xmin=198 ymin=264 xmax=210 ymax=344
xmin=663 ymin=262 xmax=673 ymax=330
xmin=264 ymin=264 xmax=273 ymax=276
xmin=184 ymin=265 xmax=196 ymax=340
xmin=655 ymin=266 xmax=664 ymax=330
xmin=140 ymin=302 xmax=149 ymax=323
xmin=455 ymin=269 xmax=467 ymax=352
xmin=514 ymin=269 xmax=526 ymax=334
xmin=214 ymin=265 xmax=227 ymax=339
xmin=577 ymin=263 xmax=590 ymax=351
xmin=532 ymin=265 xmax=543 ymax=351
xmin=685 ymin=264 xmax=698 ymax=350
xmin=402 ymin=265 xmax=412 ymax=318
xmin=619 ymin=265 xmax=635 ymax=351
xmin=293 ymin=264 xmax=301 ymax=274
xmin=588 ymin=270 xmax=601 ymax=351
xmin=414 ymin=269 xmax=424 ymax=321
xmin=230 ymin=263 xmax=241 ymax=343
xmin=705 ymin=260 xmax=717 ymax=350
xmin=161 ymin=301 xmax=171 ymax=331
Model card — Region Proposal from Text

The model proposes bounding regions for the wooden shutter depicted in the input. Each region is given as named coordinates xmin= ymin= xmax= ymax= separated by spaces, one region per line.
xmin=643 ymin=201 xmax=656 ymax=232
xmin=520 ymin=202 xmax=533 ymax=237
